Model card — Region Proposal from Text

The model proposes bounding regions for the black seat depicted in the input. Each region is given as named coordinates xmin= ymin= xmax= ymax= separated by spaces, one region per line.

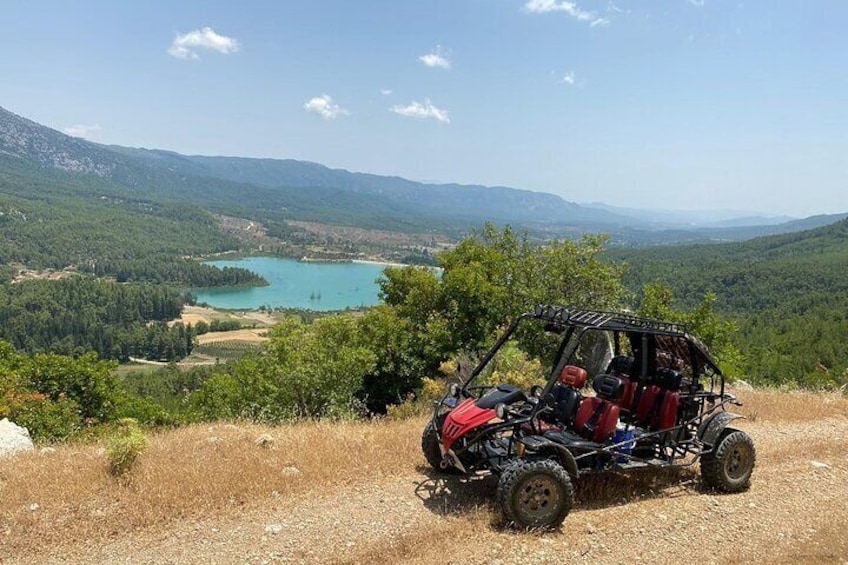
xmin=544 ymin=429 xmax=603 ymax=451
xmin=653 ymin=367 xmax=682 ymax=390
xmin=592 ymin=374 xmax=626 ymax=401
xmin=552 ymin=386 xmax=582 ymax=425
xmin=475 ymin=384 xmax=526 ymax=409
xmin=607 ymin=355 xmax=634 ymax=376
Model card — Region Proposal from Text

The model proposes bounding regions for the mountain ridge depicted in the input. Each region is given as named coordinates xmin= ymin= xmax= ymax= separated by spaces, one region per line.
xmin=0 ymin=105 xmax=627 ymax=230
xmin=2 ymin=104 xmax=845 ymax=243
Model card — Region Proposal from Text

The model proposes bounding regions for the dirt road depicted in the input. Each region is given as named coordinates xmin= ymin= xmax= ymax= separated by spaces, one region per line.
xmin=4 ymin=393 xmax=847 ymax=564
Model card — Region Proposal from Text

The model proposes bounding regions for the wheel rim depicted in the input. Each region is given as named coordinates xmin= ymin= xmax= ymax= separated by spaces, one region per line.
xmin=724 ymin=443 xmax=752 ymax=480
xmin=515 ymin=474 xmax=562 ymax=525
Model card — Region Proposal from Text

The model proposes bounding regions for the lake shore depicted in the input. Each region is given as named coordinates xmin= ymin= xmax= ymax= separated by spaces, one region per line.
xmin=351 ymin=258 xmax=408 ymax=268
xmin=195 ymin=256 xmax=386 ymax=311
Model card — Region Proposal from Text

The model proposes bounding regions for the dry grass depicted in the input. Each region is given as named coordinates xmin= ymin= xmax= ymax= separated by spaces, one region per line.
xmin=2 ymin=388 xmax=846 ymax=563
xmin=195 ymin=328 xmax=268 ymax=345
xmin=734 ymin=387 xmax=848 ymax=423
xmin=174 ymin=306 xmax=279 ymax=330
xmin=0 ymin=418 xmax=425 ymax=557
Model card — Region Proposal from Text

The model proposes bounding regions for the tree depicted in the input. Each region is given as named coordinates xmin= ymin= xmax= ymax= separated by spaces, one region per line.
xmin=193 ymin=316 xmax=376 ymax=421
xmin=638 ymin=283 xmax=745 ymax=380
xmin=380 ymin=224 xmax=626 ymax=359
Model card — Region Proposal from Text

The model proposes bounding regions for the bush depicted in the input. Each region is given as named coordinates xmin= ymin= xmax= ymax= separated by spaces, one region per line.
xmin=479 ymin=341 xmax=545 ymax=390
xmin=193 ymin=316 xmax=376 ymax=421
xmin=0 ymin=390 xmax=80 ymax=442
xmin=385 ymin=394 xmax=428 ymax=420
xmin=105 ymin=418 xmax=149 ymax=477
xmin=114 ymin=393 xmax=181 ymax=428
xmin=19 ymin=352 xmax=119 ymax=423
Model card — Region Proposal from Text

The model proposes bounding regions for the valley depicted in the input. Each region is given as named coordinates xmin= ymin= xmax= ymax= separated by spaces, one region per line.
xmin=0 ymin=102 xmax=846 ymax=451
xmin=3 ymin=5 xmax=847 ymax=564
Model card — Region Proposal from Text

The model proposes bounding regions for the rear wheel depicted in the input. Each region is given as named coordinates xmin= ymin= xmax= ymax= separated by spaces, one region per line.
xmin=701 ymin=430 xmax=755 ymax=492
xmin=497 ymin=459 xmax=574 ymax=529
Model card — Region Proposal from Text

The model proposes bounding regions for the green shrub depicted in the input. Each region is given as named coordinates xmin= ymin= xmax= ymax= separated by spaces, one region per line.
xmin=114 ymin=393 xmax=181 ymax=428
xmin=385 ymin=394 xmax=428 ymax=420
xmin=1 ymin=390 xmax=80 ymax=442
xmin=20 ymin=352 xmax=119 ymax=422
xmin=193 ymin=316 xmax=376 ymax=421
xmin=105 ymin=418 xmax=149 ymax=477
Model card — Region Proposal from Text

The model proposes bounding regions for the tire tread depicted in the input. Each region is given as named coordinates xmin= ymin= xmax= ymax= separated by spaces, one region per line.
xmin=701 ymin=429 xmax=756 ymax=492
xmin=497 ymin=458 xmax=574 ymax=529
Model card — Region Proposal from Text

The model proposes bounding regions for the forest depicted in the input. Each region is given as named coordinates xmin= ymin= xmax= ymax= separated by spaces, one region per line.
xmin=0 ymin=278 xmax=195 ymax=361
xmin=5 ymin=222 xmax=847 ymax=443
xmin=0 ymin=157 xmax=264 ymax=286
xmin=612 ymin=218 xmax=848 ymax=388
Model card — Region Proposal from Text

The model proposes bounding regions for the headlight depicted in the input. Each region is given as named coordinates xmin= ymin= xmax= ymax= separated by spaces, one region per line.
xmin=495 ymin=403 xmax=507 ymax=420
xmin=449 ymin=383 xmax=460 ymax=398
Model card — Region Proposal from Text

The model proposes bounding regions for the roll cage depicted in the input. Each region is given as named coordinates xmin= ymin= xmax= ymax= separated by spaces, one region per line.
xmin=438 ymin=304 xmax=741 ymax=473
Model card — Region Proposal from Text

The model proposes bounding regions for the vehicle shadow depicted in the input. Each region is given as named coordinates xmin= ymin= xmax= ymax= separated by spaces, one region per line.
xmin=573 ymin=467 xmax=701 ymax=511
xmin=413 ymin=466 xmax=498 ymax=517
xmin=413 ymin=465 xmax=702 ymax=521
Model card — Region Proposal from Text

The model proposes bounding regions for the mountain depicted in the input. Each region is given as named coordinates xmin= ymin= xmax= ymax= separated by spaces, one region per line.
xmin=107 ymin=147 xmax=631 ymax=227
xmin=582 ymin=202 xmax=796 ymax=228
xmin=705 ymin=215 xmax=797 ymax=228
xmin=606 ymin=212 xmax=848 ymax=246
xmin=0 ymin=106 xmax=628 ymax=231
xmin=1 ymin=104 xmax=844 ymax=244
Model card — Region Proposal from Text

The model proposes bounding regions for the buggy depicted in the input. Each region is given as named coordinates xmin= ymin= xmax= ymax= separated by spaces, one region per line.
xmin=422 ymin=304 xmax=756 ymax=529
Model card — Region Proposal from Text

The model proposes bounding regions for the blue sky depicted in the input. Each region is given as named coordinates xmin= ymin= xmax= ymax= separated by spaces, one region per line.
xmin=1 ymin=1 xmax=845 ymax=216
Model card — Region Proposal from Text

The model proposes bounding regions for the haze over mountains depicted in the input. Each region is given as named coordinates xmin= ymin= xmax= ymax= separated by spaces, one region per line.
xmin=1 ymin=105 xmax=845 ymax=244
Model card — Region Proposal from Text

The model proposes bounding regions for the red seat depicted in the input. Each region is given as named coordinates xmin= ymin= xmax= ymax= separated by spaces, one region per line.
xmin=635 ymin=385 xmax=680 ymax=430
xmin=551 ymin=366 xmax=588 ymax=426
xmin=559 ymin=365 xmax=588 ymax=388
xmin=573 ymin=397 xmax=620 ymax=443
xmin=616 ymin=376 xmax=638 ymax=411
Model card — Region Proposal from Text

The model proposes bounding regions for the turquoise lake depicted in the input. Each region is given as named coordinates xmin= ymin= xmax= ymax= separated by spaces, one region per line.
xmin=193 ymin=257 xmax=389 ymax=311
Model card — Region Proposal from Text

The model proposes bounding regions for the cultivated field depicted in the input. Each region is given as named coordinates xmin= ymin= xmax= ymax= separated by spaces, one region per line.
xmin=1 ymin=389 xmax=846 ymax=564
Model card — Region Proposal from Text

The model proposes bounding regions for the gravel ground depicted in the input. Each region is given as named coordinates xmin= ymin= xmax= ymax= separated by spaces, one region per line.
xmin=21 ymin=415 xmax=847 ymax=565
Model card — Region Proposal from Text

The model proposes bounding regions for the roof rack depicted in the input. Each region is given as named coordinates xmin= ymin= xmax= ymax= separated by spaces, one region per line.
xmin=531 ymin=304 xmax=689 ymax=336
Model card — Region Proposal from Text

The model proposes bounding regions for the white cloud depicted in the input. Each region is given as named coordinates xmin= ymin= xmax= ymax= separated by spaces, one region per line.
xmin=419 ymin=46 xmax=451 ymax=69
xmin=390 ymin=99 xmax=450 ymax=124
xmin=168 ymin=27 xmax=240 ymax=60
xmin=688 ymin=0 xmax=705 ymax=6
xmin=380 ymin=89 xmax=393 ymax=96
xmin=559 ymin=71 xmax=576 ymax=85
xmin=303 ymin=94 xmax=349 ymax=120
xmin=62 ymin=124 xmax=102 ymax=139
xmin=524 ymin=0 xmax=608 ymax=26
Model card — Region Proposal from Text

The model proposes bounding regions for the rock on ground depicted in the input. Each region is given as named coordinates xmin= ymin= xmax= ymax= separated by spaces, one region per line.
xmin=0 ymin=418 xmax=35 ymax=458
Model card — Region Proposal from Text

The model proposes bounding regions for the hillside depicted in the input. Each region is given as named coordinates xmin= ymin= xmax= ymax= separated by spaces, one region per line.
xmin=2 ymin=389 xmax=846 ymax=564
xmin=616 ymin=218 xmax=848 ymax=312
xmin=109 ymin=147 xmax=632 ymax=228
xmin=0 ymin=106 xmax=628 ymax=233
xmin=5 ymin=105 xmax=843 ymax=244
xmin=614 ymin=218 xmax=848 ymax=386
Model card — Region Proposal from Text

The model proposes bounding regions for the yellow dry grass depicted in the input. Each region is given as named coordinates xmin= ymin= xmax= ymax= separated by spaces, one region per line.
xmin=734 ymin=387 xmax=848 ymax=422
xmin=195 ymin=328 xmax=268 ymax=345
xmin=1 ymin=389 xmax=846 ymax=563
xmin=0 ymin=418 xmax=424 ymax=557
xmin=173 ymin=305 xmax=217 ymax=327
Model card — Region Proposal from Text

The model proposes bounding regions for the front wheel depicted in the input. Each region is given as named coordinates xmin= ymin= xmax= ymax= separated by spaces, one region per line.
xmin=421 ymin=421 xmax=443 ymax=470
xmin=497 ymin=459 xmax=574 ymax=529
xmin=421 ymin=420 xmax=461 ymax=474
xmin=701 ymin=429 xmax=756 ymax=492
